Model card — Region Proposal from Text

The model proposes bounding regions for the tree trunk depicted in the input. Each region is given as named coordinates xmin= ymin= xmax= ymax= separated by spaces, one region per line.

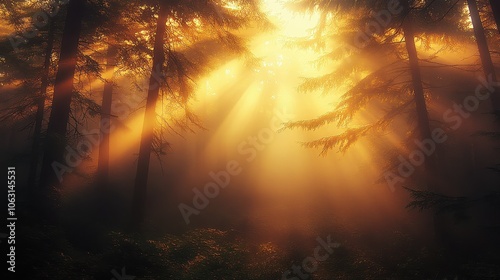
xmin=401 ymin=0 xmax=453 ymax=261
xmin=467 ymin=0 xmax=500 ymax=111
xmin=401 ymin=1 xmax=436 ymax=180
xmin=38 ymin=0 xmax=85 ymax=210
xmin=489 ymin=0 xmax=500 ymax=33
xmin=131 ymin=2 xmax=169 ymax=230
xmin=97 ymin=43 xmax=118 ymax=185
xmin=28 ymin=19 xmax=55 ymax=190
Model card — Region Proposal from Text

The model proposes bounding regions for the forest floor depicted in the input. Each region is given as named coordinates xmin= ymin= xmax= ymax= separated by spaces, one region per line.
xmin=17 ymin=219 xmax=500 ymax=280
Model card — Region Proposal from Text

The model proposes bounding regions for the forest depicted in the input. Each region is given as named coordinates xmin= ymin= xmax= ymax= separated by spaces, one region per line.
xmin=0 ymin=0 xmax=500 ymax=279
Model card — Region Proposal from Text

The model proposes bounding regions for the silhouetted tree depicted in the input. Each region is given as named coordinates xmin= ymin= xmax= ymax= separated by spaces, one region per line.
xmin=131 ymin=1 xmax=169 ymax=229
xmin=96 ymin=42 xmax=117 ymax=185
xmin=286 ymin=0 xmax=465 ymax=188
xmin=130 ymin=0 xmax=264 ymax=229
xmin=285 ymin=0 xmax=482 ymax=263
xmin=489 ymin=0 xmax=500 ymax=32
xmin=466 ymin=0 xmax=500 ymax=111
xmin=401 ymin=0 xmax=437 ymax=187
xmin=38 ymin=0 xmax=86 ymax=215
xmin=28 ymin=18 xmax=56 ymax=191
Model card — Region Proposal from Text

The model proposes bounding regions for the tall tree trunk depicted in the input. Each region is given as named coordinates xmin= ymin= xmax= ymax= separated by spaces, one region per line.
xmin=401 ymin=0 xmax=454 ymax=262
xmin=467 ymin=0 xmax=500 ymax=111
xmin=97 ymin=42 xmax=118 ymax=185
xmin=38 ymin=0 xmax=85 ymax=211
xmin=489 ymin=0 xmax=500 ymax=33
xmin=401 ymin=1 xmax=436 ymax=180
xmin=28 ymin=19 xmax=55 ymax=190
xmin=131 ymin=2 xmax=169 ymax=230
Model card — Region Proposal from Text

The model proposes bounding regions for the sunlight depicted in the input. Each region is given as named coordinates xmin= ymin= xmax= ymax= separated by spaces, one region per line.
xmin=463 ymin=5 xmax=473 ymax=30
xmin=223 ymin=1 xmax=242 ymax=11
xmin=4 ymin=0 xmax=500 ymax=277
xmin=187 ymin=0 xmax=346 ymax=172
xmin=82 ymin=111 xmax=145 ymax=177
xmin=109 ymin=113 xmax=145 ymax=160
xmin=261 ymin=0 xmax=321 ymax=37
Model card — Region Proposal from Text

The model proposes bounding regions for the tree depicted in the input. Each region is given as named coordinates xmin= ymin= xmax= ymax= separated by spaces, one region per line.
xmin=0 ymin=1 xmax=62 ymax=190
xmin=467 ymin=0 xmax=500 ymax=112
xmin=489 ymin=0 xmax=500 ymax=32
xmin=288 ymin=0 xmax=482 ymax=254
xmin=400 ymin=0 xmax=437 ymax=188
xmin=93 ymin=0 xmax=138 ymax=186
xmin=287 ymin=0 xmax=454 ymax=187
xmin=28 ymin=18 xmax=56 ymax=190
xmin=38 ymin=0 xmax=86 ymax=213
xmin=96 ymin=42 xmax=117 ymax=185
xmin=131 ymin=1 xmax=169 ymax=229
xmin=130 ymin=0 xmax=264 ymax=229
